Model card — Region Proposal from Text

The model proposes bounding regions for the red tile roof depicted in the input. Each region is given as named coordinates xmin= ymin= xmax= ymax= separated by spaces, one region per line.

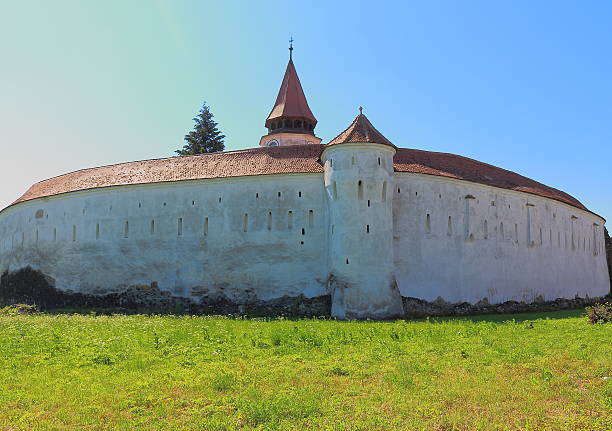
xmin=266 ymin=59 xmax=317 ymax=126
xmin=328 ymin=113 xmax=396 ymax=149
xmin=6 ymin=145 xmax=588 ymax=213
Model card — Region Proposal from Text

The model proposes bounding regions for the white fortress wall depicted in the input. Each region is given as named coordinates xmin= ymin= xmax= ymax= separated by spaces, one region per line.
xmin=393 ymin=172 xmax=609 ymax=304
xmin=0 ymin=173 xmax=330 ymax=303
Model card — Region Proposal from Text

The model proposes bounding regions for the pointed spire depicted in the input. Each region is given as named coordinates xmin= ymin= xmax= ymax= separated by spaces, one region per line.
xmin=265 ymin=51 xmax=317 ymax=133
xmin=328 ymin=109 xmax=395 ymax=148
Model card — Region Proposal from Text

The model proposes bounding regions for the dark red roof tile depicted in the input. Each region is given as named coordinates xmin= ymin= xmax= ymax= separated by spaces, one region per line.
xmin=6 ymin=145 xmax=588 ymax=214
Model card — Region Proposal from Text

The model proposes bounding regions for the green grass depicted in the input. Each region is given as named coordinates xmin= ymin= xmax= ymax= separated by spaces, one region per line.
xmin=0 ymin=309 xmax=609 ymax=430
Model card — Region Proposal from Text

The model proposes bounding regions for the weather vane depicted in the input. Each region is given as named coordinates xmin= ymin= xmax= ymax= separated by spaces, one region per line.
xmin=289 ymin=36 xmax=294 ymax=60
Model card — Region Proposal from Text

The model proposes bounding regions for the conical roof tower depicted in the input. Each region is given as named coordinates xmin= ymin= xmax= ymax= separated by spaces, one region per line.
xmin=259 ymin=41 xmax=321 ymax=147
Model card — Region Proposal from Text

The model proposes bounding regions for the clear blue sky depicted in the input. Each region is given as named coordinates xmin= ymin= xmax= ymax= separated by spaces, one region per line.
xmin=1 ymin=0 xmax=610 ymax=221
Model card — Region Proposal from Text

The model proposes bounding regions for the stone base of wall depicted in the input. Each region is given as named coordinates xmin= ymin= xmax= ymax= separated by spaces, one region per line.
xmin=1 ymin=266 xmax=609 ymax=318
xmin=402 ymin=295 xmax=609 ymax=318
xmin=0 ymin=267 xmax=331 ymax=317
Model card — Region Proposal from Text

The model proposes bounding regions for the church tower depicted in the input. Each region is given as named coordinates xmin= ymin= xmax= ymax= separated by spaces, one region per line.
xmin=322 ymin=110 xmax=404 ymax=319
xmin=259 ymin=42 xmax=321 ymax=147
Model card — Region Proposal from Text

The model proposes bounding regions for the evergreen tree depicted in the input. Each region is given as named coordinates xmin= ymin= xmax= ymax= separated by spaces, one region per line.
xmin=175 ymin=102 xmax=225 ymax=155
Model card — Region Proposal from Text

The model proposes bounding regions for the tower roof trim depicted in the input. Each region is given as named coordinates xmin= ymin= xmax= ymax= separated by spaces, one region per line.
xmin=266 ymin=59 xmax=317 ymax=125
xmin=327 ymin=112 xmax=396 ymax=149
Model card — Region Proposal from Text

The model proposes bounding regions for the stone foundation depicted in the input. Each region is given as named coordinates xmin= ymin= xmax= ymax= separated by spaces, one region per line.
xmin=402 ymin=295 xmax=608 ymax=318
xmin=0 ymin=267 xmax=331 ymax=317
xmin=1 ymin=266 xmax=609 ymax=318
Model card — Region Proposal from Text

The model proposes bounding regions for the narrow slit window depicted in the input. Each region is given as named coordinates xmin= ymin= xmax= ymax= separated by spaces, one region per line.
xmin=352 ymin=155 xmax=356 ymax=165
xmin=500 ymin=222 xmax=504 ymax=239
xmin=267 ymin=212 xmax=272 ymax=230
xmin=367 ymin=200 xmax=371 ymax=207
xmin=358 ymin=180 xmax=363 ymax=200
xmin=218 ymin=197 xmax=222 ymax=203
xmin=515 ymin=224 xmax=518 ymax=244
xmin=484 ymin=220 xmax=488 ymax=239
xmin=96 ymin=223 xmax=100 ymax=239
xmin=377 ymin=157 xmax=381 ymax=165
xmin=426 ymin=214 xmax=431 ymax=233
xmin=124 ymin=221 xmax=129 ymax=239
xmin=35 ymin=229 xmax=39 ymax=243
xmin=366 ymin=224 xmax=370 ymax=233
xmin=256 ymin=193 xmax=259 ymax=198
xmin=243 ymin=214 xmax=248 ymax=232
xmin=397 ymin=188 xmax=401 ymax=194
xmin=73 ymin=225 xmax=77 ymax=242
xmin=308 ymin=210 xmax=314 ymax=228
xmin=332 ymin=182 xmax=338 ymax=200
xmin=539 ymin=228 xmax=543 ymax=245
xmin=53 ymin=228 xmax=57 ymax=242
xmin=278 ymin=191 xmax=282 ymax=199
xmin=298 ymin=191 xmax=302 ymax=198
xmin=346 ymin=258 xmax=349 ymax=265
xmin=288 ymin=211 xmax=293 ymax=230
xmin=382 ymin=182 xmax=387 ymax=201
xmin=150 ymin=220 xmax=155 ymax=235
xmin=448 ymin=216 xmax=453 ymax=236
xmin=204 ymin=217 xmax=209 ymax=236
xmin=178 ymin=218 xmax=183 ymax=236
xmin=301 ymin=228 xmax=305 ymax=236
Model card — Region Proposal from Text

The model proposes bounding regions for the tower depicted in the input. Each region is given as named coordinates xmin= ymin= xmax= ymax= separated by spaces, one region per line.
xmin=322 ymin=110 xmax=404 ymax=319
xmin=259 ymin=42 xmax=321 ymax=147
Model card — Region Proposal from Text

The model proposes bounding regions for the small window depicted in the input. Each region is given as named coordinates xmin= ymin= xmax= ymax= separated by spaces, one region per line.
xmin=358 ymin=181 xmax=363 ymax=200
xmin=150 ymin=220 xmax=155 ymax=235
xmin=366 ymin=224 xmax=370 ymax=233
xmin=243 ymin=214 xmax=248 ymax=232
xmin=288 ymin=211 xmax=293 ymax=230
xmin=204 ymin=217 xmax=209 ymax=236
xmin=308 ymin=210 xmax=314 ymax=228
xmin=178 ymin=218 xmax=183 ymax=236
xmin=124 ymin=221 xmax=129 ymax=239
xmin=426 ymin=214 xmax=431 ymax=233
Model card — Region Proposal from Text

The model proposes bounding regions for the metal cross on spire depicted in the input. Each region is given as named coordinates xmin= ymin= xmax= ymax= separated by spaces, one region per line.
xmin=289 ymin=36 xmax=294 ymax=60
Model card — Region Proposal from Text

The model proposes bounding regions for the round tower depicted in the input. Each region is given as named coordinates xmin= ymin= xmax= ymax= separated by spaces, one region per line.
xmin=322 ymin=110 xmax=404 ymax=319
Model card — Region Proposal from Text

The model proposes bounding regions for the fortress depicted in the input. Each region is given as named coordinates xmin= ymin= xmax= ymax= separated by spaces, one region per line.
xmin=0 ymin=53 xmax=609 ymax=318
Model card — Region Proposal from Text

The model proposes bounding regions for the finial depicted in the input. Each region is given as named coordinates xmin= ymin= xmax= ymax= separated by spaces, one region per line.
xmin=289 ymin=36 xmax=294 ymax=60
xmin=359 ymin=106 xmax=363 ymax=115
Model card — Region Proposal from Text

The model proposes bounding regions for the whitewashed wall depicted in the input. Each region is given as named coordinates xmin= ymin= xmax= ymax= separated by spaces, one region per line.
xmin=393 ymin=173 xmax=609 ymax=303
xmin=0 ymin=166 xmax=609 ymax=313
xmin=0 ymin=174 xmax=329 ymax=303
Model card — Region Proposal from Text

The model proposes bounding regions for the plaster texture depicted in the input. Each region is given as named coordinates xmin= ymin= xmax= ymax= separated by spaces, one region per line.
xmin=0 ymin=148 xmax=609 ymax=318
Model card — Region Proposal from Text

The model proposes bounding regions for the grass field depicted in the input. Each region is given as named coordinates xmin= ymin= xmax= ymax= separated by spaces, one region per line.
xmin=0 ymin=309 xmax=610 ymax=430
